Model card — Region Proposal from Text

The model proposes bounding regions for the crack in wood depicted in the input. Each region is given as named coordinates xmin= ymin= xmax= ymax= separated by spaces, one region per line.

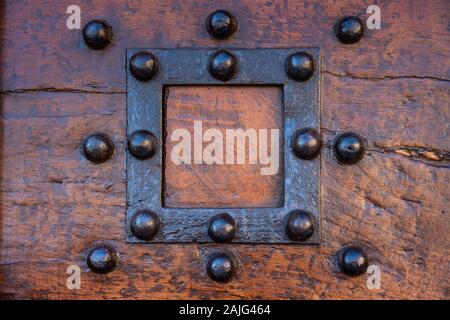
xmin=372 ymin=142 xmax=450 ymax=164
xmin=0 ymin=88 xmax=126 ymax=95
xmin=1 ymin=70 xmax=449 ymax=96
xmin=322 ymin=70 xmax=450 ymax=82
xmin=321 ymin=127 xmax=450 ymax=166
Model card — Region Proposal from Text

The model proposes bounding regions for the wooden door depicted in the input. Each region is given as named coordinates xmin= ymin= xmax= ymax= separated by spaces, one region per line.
xmin=0 ymin=0 xmax=448 ymax=299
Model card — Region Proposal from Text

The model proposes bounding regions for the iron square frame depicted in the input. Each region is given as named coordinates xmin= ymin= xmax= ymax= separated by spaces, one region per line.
xmin=126 ymin=48 xmax=321 ymax=244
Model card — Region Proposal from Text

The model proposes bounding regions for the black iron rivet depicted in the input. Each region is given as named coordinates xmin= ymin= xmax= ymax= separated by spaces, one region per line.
xmin=285 ymin=210 xmax=315 ymax=241
xmin=87 ymin=245 xmax=118 ymax=274
xmin=338 ymin=246 xmax=369 ymax=276
xmin=208 ymin=213 xmax=237 ymax=243
xmin=206 ymin=252 xmax=237 ymax=283
xmin=130 ymin=210 xmax=161 ymax=241
xmin=82 ymin=133 xmax=114 ymax=164
xmin=285 ymin=52 xmax=315 ymax=82
xmin=334 ymin=132 xmax=365 ymax=164
xmin=82 ymin=20 xmax=113 ymax=50
xmin=208 ymin=50 xmax=237 ymax=82
xmin=129 ymin=52 xmax=159 ymax=82
xmin=128 ymin=130 xmax=157 ymax=160
xmin=335 ymin=16 xmax=364 ymax=44
xmin=206 ymin=10 xmax=238 ymax=39
xmin=291 ymin=128 xmax=322 ymax=160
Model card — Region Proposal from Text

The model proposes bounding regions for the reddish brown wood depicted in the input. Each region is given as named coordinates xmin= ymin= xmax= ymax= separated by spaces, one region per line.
xmin=164 ymin=86 xmax=284 ymax=208
xmin=0 ymin=0 xmax=449 ymax=299
xmin=1 ymin=0 xmax=448 ymax=93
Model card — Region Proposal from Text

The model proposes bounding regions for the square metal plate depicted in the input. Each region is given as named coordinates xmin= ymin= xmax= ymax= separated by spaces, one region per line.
xmin=126 ymin=48 xmax=321 ymax=244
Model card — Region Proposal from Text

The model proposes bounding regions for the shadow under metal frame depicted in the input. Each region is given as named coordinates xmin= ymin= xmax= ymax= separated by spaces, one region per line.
xmin=126 ymin=48 xmax=320 ymax=244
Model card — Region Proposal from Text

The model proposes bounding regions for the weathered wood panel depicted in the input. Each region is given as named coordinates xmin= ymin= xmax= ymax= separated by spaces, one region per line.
xmin=0 ymin=0 xmax=449 ymax=299
xmin=0 ymin=0 xmax=448 ymax=92
xmin=164 ymin=86 xmax=284 ymax=208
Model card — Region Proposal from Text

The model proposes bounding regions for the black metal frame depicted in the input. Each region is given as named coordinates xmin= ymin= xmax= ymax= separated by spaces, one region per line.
xmin=126 ymin=48 xmax=321 ymax=244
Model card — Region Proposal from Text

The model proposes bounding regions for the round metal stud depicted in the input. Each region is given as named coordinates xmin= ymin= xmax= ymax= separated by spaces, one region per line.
xmin=130 ymin=210 xmax=161 ymax=241
xmin=128 ymin=130 xmax=157 ymax=160
xmin=335 ymin=16 xmax=364 ymax=44
xmin=338 ymin=246 xmax=369 ymax=276
xmin=82 ymin=133 xmax=114 ymax=164
xmin=208 ymin=213 xmax=237 ymax=243
xmin=82 ymin=20 xmax=113 ymax=50
xmin=87 ymin=245 xmax=118 ymax=274
xmin=208 ymin=50 xmax=237 ymax=82
xmin=291 ymin=128 xmax=322 ymax=160
xmin=285 ymin=52 xmax=315 ymax=82
xmin=129 ymin=52 xmax=159 ymax=82
xmin=334 ymin=132 xmax=365 ymax=164
xmin=285 ymin=210 xmax=315 ymax=241
xmin=206 ymin=252 xmax=237 ymax=283
xmin=205 ymin=10 xmax=238 ymax=39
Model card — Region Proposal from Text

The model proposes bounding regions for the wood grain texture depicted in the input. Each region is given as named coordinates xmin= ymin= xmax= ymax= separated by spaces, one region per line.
xmin=1 ymin=0 xmax=449 ymax=93
xmin=0 ymin=0 xmax=449 ymax=299
xmin=164 ymin=86 xmax=284 ymax=208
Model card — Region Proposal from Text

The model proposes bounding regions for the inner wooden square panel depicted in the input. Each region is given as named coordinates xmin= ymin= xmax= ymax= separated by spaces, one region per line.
xmin=163 ymin=86 xmax=284 ymax=208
